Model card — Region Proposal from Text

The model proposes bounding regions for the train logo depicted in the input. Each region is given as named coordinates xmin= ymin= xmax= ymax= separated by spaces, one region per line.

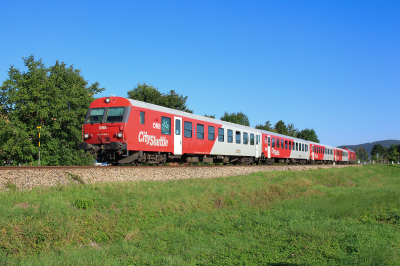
xmin=138 ymin=131 xmax=169 ymax=147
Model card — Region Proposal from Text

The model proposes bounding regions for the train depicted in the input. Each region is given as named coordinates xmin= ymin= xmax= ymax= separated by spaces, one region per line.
xmin=79 ymin=96 xmax=356 ymax=165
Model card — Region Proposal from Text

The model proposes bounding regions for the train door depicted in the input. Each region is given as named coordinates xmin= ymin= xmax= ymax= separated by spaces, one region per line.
xmin=267 ymin=135 xmax=271 ymax=158
xmin=311 ymin=145 xmax=314 ymax=160
xmin=255 ymin=134 xmax=259 ymax=158
xmin=174 ymin=117 xmax=182 ymax=155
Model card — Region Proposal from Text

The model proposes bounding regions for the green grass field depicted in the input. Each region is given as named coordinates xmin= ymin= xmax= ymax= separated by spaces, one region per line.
xmin=0 ymin=165 xmax=399 ymax=265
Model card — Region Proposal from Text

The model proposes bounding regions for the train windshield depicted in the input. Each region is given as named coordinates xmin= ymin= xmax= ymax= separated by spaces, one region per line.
xmin=105 ymin=107 xmax=125 ymax=123
xmin=87 ymin=108 xmax=105 ymax=123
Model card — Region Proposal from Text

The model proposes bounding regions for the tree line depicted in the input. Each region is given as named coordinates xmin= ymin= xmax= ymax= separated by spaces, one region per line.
xmin=0 ymin=56 xmax=319 ymax=166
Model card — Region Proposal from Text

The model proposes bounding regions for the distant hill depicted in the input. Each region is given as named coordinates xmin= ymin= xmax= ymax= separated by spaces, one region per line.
xmin=339 ymin=139 xmax=400 ymax=157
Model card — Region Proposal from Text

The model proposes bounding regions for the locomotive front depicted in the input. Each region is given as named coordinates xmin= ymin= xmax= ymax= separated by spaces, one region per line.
xmin=79 ymin=97 xmax=131 ymax=164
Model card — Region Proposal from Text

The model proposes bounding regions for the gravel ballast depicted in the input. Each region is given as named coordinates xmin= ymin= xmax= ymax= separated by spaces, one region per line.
xmin=0 ymin=164 xmax=362 ymax=191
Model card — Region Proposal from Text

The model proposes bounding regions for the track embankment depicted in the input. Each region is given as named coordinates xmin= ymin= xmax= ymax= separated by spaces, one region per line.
xmin=0 ymin=164 xmax=362 ymax=191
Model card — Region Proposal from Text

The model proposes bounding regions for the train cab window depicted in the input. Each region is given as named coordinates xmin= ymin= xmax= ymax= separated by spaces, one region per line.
xmin=296 ymin=142 xmax=298 ymax=151
xmin=243 ymin=133 xmax=248 ymax=144
xmin=161 ymin=117 xmax=171 ymax=135
xmin=289 ymin=141 xmax=291 ymax=150
xmin=208 ymin=126 xmax=215 ymax=140
xmin=228 ymin=130 xmax=233 ymax=143
xmin=250 ymin=134 xmax=254 ymax=145
xmin=282 ymin=139 xmax=284 ymax=149
xmin=175 ymin=119 xmax=180 ymax=135
xmin=140 ymin=111 xmax=145 ymax=124
xmin=285 ymin=140 xmax=288 ymax=149
xmin=272 ymin=138 xmax=275 ymax=148
xmin=277 ymin=138 xmax=280 ymax=148
xmin=184 ymin=121 xmax=192 ymax=138
xmin=88 ymin=108 xmax=105 ymax=123
xmin=105 ymin=107 xmax=125 ymax=123
xmin=218 ymin=128 xmax=224 ymax=142
xmin=236 ymin=131 xmax=241 ymax=144
xmin=302 ymin=143 xmax=304 ymax=152
xmin=197 ymin=124 xmax=204 ymax=139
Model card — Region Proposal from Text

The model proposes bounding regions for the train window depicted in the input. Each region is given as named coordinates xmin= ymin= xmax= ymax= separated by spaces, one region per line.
xmin=289 ymin=141 xmax=291 ymax=150
xmin=272 ymin=138 xmax=275 ymax=148
xmin=197 ymin=124 xmax=204 ymax=139
xmin=250 ymin=134 xmax=254 ymax=145
xmin=296 ymin=142 xmax=298 ymax=151
xmin=285 ymin=140 xmax=288 ymax=149
xmin=277 ymin=138 xmax=280 ymax=148
xmin=293 ymin=142 xmax=295 ymax=150
xmin=265 ymin=137 xmax=267 ymax=144
xmin=331 ymin=149 xmax=333 ymax=155
xmin=161 ymin=117 xmax=171 ymax=135
xmin=140 ymin=111 xmax=145 ymax=124
xmin=282 ymin=139 xmax=284 ymax=149
xmin=255 ymin=135 xmax=258 ymax=145
xmin=105 ymin=107 xmax=125 ymax=123
xmin=302 ymin=143 xmax=304 ymax=151
xmin=236 ymin=131 xmax=241 ymax=144
xmin=208 ymin=126 xmax=215 ymax=141
xmin=228 ymin=130 xmax=233 ymax=143
xmin=88 ymin=108 xmax=105 ymax=123
xmin=268 ymin=137 xmax=271 ymax=147
xmin=218 ymin=128 xmax=224 ymax=142
xmin=306 ymin=145 xmax=308 ymax=152
xmin=184 ymin=121 xmax=192 ymax=138
xmin=243 ymin=133 xmax=248 ymax=144
xmin=175 ymin=119 xmax=180 ymax=135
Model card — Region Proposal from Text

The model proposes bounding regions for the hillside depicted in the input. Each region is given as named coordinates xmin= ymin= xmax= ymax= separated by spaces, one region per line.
xmin=339 ymin=139 xmax=400 ymax=157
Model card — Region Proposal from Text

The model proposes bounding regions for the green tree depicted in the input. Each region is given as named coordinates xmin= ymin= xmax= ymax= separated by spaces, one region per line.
xmin=255 ymin=121 xmax=275 ymax=132
xmin=355 ymin=147 xmax=369 ymax=162
xmin=286 ymin=123 xmax=299 ymax=137
xmin=296 ymin=128 xmax=320 ymax=143
xmin=204 ymin=114 xmax=215 ymax=118
xmin=370 ymin=144 xmax=388 ymax=159
xmin=220 ymin=111 xmax=250 ymax=126
xmin=387 ymin=144 xmax=399 ymax=163
xmin=0 ymin=55 xmax=103 ymax=165
xmin=274 ymin=120 xmax=287 ymax=135
xmin=127 ymin=83 xmax=192 ymax=113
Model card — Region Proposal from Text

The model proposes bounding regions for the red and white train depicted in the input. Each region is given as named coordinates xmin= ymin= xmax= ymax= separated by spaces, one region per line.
xmin=79 ymin=96 xmax=356 ymax=165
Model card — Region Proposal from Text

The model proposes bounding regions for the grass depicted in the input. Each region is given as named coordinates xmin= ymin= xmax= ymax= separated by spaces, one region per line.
xmin=0 ymin=165 xmax=399 ymax=265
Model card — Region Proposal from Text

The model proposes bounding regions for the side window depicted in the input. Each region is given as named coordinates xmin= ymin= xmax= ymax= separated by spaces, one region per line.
xmin=161 ymin=117 xmax=171 ymax=135
xmin=175 ymin=119 xmax=180 ymax=135
xmin=302 ymin=143 xmax=304 ymax=151
xmin=250 ymin=134 xmax=254 ymax=145
xmin=306 ymin=145 xmax=308 ymax=152
xmin=243 ymin=133 xmax=248 ymax=144
xmin=272 ymin=138 xmax=275 ymax=148
xmin=208 ymin=126 xmax=215 ymax=141
xmin=184 ymin=121 xmax=192 ymax=138
xmin=197 ymin=124 xmax=204 ymax=139
xmin=281 ymin=139 xmax=284 ymax=149
xmin=228 ymin=130 xmax=233 ymax=143
xmin=265 ymin=137 xmax=267 ymax=144
xmin=255 ymin=135 xmax=258 ymax=145
xmin=140 ymin=111 xmax=145 ymax=124
xmin=296 ymin=142 xmax=298 ymax=151
xmin=285 ymin=140 xmax=288 ymax=149
xmin=289 ymin=141 xmax=291 ymax=150
xmin=277 ymin=138 xmax=280 ymax=148
xmin=293 ymin=142 xmax=295 ymax=150
xmin=236 ymin=131 xmax=241 ymax=144
xmin=218 ymin=128 xmax=224 ymax=142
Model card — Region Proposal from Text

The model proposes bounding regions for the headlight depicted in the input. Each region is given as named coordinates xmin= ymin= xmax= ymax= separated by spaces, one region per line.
xmin=84 ymin=133 xmax=89 ymax=139
xmin=117 ymin=132 xmax=123 ymax=138
xmin=105 ymin=97 xmax=111 ymax=103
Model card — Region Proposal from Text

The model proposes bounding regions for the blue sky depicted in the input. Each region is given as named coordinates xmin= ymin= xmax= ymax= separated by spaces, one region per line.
xmin=1 ymin=0 xmax=399 ymax=147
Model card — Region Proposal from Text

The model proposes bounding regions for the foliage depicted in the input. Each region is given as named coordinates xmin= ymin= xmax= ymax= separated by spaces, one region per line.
xmin=296 ymin=128 xmax=320 ymax=143
xmin=127 ymin=83 xmax=192 ymax=113
xmin=255 ymin=121 xmax=275 ymax=132
xmin=387 ymin=144 xmax=399 ymax=163
xmin=0 ymin=55 xmax=102 ymax=165
xmin=273 ymin=120 xmax=287 ymax=134
xmin=220 ymin=111 xmax=250 ymax=126
xmin=203 ymin=114 xmax=215 ymax=118
xmin=5 ymin=182 xmax=17 ymax=191
xmin=355 ymin=147 xmax=369 ymax=162
xmin=370 ymin=144 xmax=388 ymax=158
xmin=0 ymin=165 xmax=399 ymax=265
